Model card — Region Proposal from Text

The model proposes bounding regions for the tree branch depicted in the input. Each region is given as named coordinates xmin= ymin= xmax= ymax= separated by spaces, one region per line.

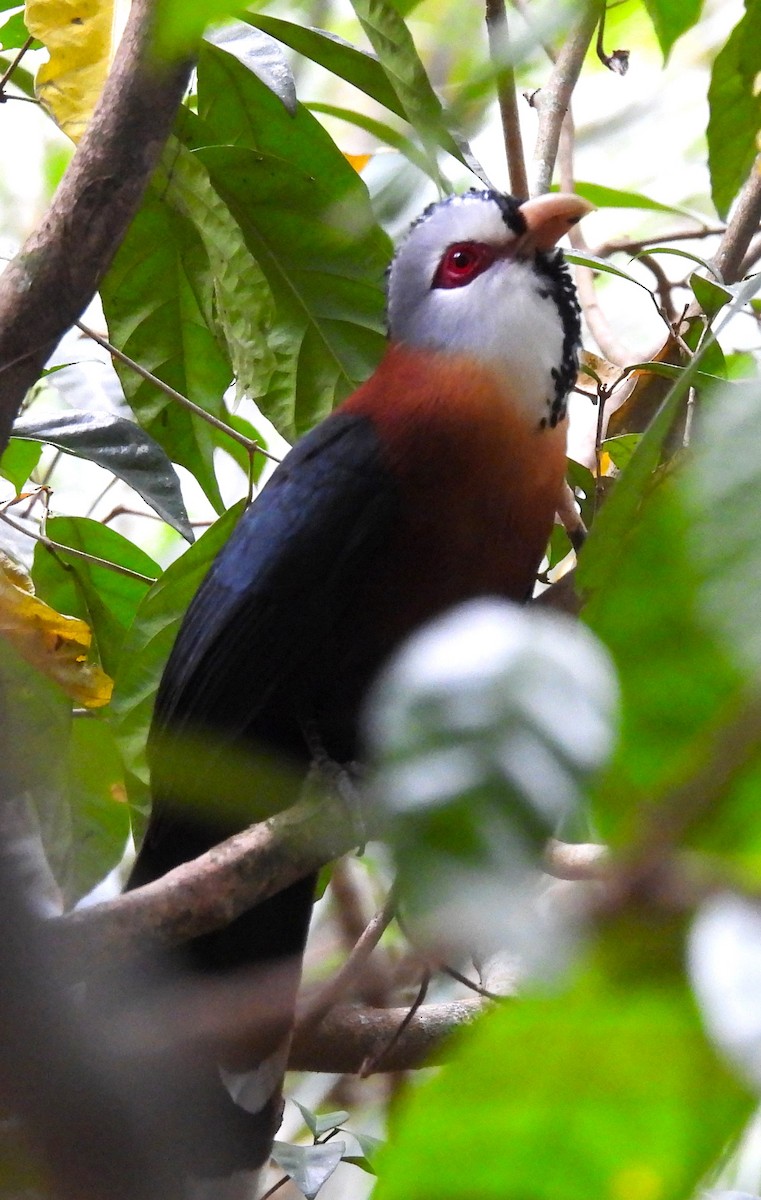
xmin=0 ymin=0 xmax=192 ymax=455
xmin=711 ymin=155 xmax=761 ymax=284
xmin=54 ymin=790 xmax=361 ymax=967
xmin=485 ymin=0 xmax=529 ymax=198
xmin=290 ymin=998 xmax=487 ymax=1074
xmin=530 ymin=0 xmax=600 ymax=196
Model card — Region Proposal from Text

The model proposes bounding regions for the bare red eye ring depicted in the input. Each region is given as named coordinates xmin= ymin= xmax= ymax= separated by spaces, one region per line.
xmin=432 ymin=242 xmax=497 ymax=289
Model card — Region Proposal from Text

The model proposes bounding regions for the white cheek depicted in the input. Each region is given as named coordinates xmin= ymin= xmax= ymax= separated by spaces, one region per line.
xmin=411 ymin=260 xmax=565 ymax=423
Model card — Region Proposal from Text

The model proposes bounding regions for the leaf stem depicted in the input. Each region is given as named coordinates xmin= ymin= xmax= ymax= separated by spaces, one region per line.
xmin=0 ymin=36 xmax=34 ymax=96
xmin=76 ymin=321 xmax=281 ymax=465
xmin=0 ymin=502 xmax=157 ymax=584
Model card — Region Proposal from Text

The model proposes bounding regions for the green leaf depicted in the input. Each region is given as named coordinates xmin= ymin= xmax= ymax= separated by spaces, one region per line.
xmin=641 ymin=0 xmax=704 ymax=59
xmin=308 ymin=102 xmax=436 ymax=179
xmin=244 ymin=14 xmax=403 ymax=116
xmin=622 ymin=360 xmax=727 ymax=389
xmin=194 ymin=44 xmax=390 ymax=437
xmin=601 ymin=433 xmax=641 ymax=472
xmin=205 ymin=22 xmax=296 ymax=113
xmin=65 ymin=717 xmax=130 ymax=905
xmin=271 ymin=1141 xmax=345 ymax=1200
xmin=294 ymin=1102 xmax=350 ymax=1137
xmin=556 ymin=180 xmax=697 ymax=219
xmin=0 ymin=9 xmax=39 ymax=49
xmin=153 ymin=0 xmax=247 ymax=56
xmin=31 ymin=517 xmax=158 ymax=678
xmin=0 ymin=638 xmax=72 ymax=889
xmin=348 ymin=0 xmax=468 ymax=178
xmin=708 ymin=0 xmax=761 ymax=219
xmin=0 ymin=52 xmax=33 ymax=95
xmin=109 ymin=502 xmax=243 ymax=805
xmin=638 ymin=245 xmax=724 ymax=280
xmin=683 ymin=379 xmax=761 ymax=683
xmin=100 ymin=194 xmax=233 ymax=512
xmin=0 ymin=437 xmax=41 ymax=490
xmin=155 ymin=133 xmax=297 ymax=424
xmin=12 ymin=410 xmax=193 ymax=541
xmin=375 ymin=953 xmax=750 ymax=1200
xmin=584 ymin=474 xmax=739 ymax=842
xmin=690 ymin=272 xmax=733 ymax=318
xmin=564 ymin=251 xmax=651 ymax=290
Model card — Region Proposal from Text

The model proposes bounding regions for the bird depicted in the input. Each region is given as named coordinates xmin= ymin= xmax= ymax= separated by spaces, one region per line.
xmin=125 ymin=188 xmax=591 ymax=1188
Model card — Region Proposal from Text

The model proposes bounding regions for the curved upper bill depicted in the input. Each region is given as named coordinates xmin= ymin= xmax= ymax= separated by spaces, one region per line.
xmin=516 ymin=193 xmax=595 ymax=253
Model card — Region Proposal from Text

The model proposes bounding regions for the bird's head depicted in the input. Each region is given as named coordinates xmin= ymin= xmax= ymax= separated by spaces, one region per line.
xmin=386 ymin=190 xmax=592 ymax=427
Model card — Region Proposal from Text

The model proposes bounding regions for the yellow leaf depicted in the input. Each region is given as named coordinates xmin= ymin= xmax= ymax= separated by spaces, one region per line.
xmin=344 ymin=152 xmax=372 ymax=174
xmin=25 ymin=0 xmax=126 ymax=141
xmin=0 ymin=553 xmax=113 ymax=707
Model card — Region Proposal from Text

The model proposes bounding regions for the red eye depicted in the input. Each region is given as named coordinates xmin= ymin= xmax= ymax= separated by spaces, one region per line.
xmin=433 ymin=242 xmax=495 ymax=289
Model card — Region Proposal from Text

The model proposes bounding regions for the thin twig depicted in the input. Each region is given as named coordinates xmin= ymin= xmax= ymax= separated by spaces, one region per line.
xmin=0 ymin=35 xmax=33 ymax=95
xmin=638 ymin=254 xmax=677 ymax=324
xmin=359 ymin=970 xmax=431 ymax=1077
xmin=76 ymin=321 xmax=280 ymax=465
xmin=593 ymin=226 xmax=725 ymax=259
xmin=298 ymin=889 xmax=398 ymax=1030
xmin=485 ymin=0 xmax=528 ymax=197
xmin=0 ymin=502 xmax=157 ymax=584
xmin=440 ymin=963 xmax=505 ymax=1001
xmin=530 ymin=0 xmax=601 ymax=196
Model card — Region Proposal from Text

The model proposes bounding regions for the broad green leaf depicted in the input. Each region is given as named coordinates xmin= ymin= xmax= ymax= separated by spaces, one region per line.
xmin=556 ymin=180 xmax=696 ymax=219
xmin=0 ymin=437 xmax=41 ymax=490
xmin=32 ymin=517 xmax=158 ymax=679
xmin=641 ymin=0 xmax=704 ymax=59
xmin=109 ymin=501 xmax=243 ymax=805
xmin=683 ymin=379 xmax=761 ymax=683
xmin=707 ymin=0 xmax=761 ymax=219
xmin=600 ymin=433 xmax=641 ymax=472
xmin=376 ymin=953 xmax=750 ymax=1200
xmin=26 ymin=0 xmax=115 ymax=140
xmin=12 ymin=410 xmax=193 ymax=541
xmin=348 ymin=0 xmax=467 ymax=179
xmin=205 ymin=22 xmax=297 ymax=114
xmin=584 ymin=473 xmax=739 ymax=841
xmin=155 ymin=133 xmax=297 ymax=422
xmin=100 ymin=195 xmax=233 ymax=511
xmin=195 ymin=44 xmax=390 ymax=436
xmin=308 ymin=102 xmax=435 ymax=179
xmin=690 ymin=272 xmax=733 ymax=318
xmin=153 ymin=0 xmax=246 ymax=56
xmin=65 ymin=717 xmax=130 ymax=904
xmin=244 ymin=14 xmax=403 ymax=116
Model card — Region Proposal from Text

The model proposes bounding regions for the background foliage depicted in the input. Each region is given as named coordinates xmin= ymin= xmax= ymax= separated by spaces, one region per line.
xmin=2 ymin=0 xmax=761 ymax=1197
